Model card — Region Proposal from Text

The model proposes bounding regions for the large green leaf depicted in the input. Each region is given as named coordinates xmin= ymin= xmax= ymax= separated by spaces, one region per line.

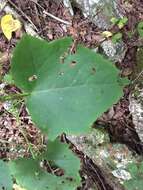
xmin=11 ymin=35 xmax=128 ymax=139
xmin=9 ymin=140 xmax=81 ymax=190
xmin=0 ymin=160 xmax=13 ymax=190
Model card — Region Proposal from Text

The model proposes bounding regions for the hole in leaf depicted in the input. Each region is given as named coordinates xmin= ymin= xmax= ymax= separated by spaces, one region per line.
xmin=60 ymin=52 xmax=68 ymax=63
xmin=40 ymin=160 xmax=65 ymax=176
xmin=91 ymin=67 xmax=96 ymax=74
xmin=28 ymin=75 xmax=37 ymax=82
xmin=53 ymin=168 xmax=64 ymax=176
xmin=70 ymin=60 xmax=77 ymax=67
xmin=66 ymin=177 xmax=73 ymax=182
xmin=59 ymin=71 xmax=64 ymax=76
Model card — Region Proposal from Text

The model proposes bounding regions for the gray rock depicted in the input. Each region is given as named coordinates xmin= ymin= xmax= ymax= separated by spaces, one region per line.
xmin=129 ymin=48 xmax=143 ymax=143
xmin=64 ymin=0 xmax=123 ymax=30
xmin=67 ymin=128 xmax=136 ymax=190
xmin=112 ymin=169 xmax=131 ymax=181
xmin=63 ymin=0 xmax=126 ymax=62
xmin=129 ymin=87 xmax=143 ymax=143
xmin=63 ymin=0 xmax=74 ymax=16
xmin=101 ymin=40 xmax=126 ymax=62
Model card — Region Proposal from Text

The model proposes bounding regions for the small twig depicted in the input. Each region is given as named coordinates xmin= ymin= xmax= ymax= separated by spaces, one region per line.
xmin=30 ymin=0 xmax=71 ymax=25
xmin=132 ymin=70 xmax=143 ymax=84
xmin=0 ymin=139 xmax=12 ymax=144
xmin=69 ymin=39 xmax=78 ymax=54
xmin=7 ymin=0 xmax=38 ymax=31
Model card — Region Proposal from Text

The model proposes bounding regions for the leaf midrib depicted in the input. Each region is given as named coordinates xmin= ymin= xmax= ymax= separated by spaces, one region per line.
xmin=31 ymin=83 xmax=119 ymax=95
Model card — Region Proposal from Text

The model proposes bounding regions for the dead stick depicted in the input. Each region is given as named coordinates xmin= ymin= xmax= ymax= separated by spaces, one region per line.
xmin=30 ymin=0 xmax=72 ymax=25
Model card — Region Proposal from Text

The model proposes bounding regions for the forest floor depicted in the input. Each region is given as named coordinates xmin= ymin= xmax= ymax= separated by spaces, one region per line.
xmin=0 ymin=0 xmax=143 ymax=190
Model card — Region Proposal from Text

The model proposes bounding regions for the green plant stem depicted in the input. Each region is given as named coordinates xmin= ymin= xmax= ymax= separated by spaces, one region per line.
xmin=0 ymin=93 xmax=29 ymax=102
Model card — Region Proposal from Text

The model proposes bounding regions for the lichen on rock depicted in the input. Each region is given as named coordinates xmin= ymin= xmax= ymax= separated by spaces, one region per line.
xmin=67 ymin=127 xmax=137 ymax=189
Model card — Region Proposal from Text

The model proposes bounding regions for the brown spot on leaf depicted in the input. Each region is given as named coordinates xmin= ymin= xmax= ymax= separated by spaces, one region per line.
xmin=59 ymin=71 xmax=64 ymax=76
xmin=60 ymin=56 xmax=65 ymax=64
xmin=60 ymin=52 xmax=68 ymax=63
xmin=28 ymin=75 xmax=37 ymax=82
xmin=70 ymin=60 xmax=77 ymax=67
xmin=66 ymin=177 xmax=73 ymax=181
xmin=91 ymin=67 xmax=96 ymax=74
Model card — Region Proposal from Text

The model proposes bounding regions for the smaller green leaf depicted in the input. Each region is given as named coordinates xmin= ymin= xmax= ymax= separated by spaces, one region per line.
xmin=137 ymin=21 xmax=143 ymax=38
xmin=0 ymin=160 xmax=13 ymax=190
xmin=118 ymin=17 xmax=128 ymax=29
xmin=112 ymin=32 xmax=122 ymax=43
xmin=110 ymin=17 xmax=118 ymax=25
xmin=9 ymin=140 xmax=81 ymax=190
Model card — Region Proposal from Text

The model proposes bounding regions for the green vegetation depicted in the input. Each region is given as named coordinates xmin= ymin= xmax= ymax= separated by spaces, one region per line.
xmin=124 ymin=162 xmax=143 ymax=190
xmin=1 ymin=34 xmax=139 ymax=190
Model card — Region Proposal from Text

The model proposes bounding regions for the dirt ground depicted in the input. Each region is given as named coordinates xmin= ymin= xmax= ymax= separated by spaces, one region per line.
xmin=0 ymin=0 xmax=143 ymax=190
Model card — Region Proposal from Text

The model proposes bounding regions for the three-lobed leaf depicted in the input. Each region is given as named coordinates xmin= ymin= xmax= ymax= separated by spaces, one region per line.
xmin=11 ymin=35 xmax=128 ymax=139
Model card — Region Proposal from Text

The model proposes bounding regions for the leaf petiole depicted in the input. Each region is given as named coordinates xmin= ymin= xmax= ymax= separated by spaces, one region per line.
xmin=0 ymin=93 xmax=30 ymax=102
